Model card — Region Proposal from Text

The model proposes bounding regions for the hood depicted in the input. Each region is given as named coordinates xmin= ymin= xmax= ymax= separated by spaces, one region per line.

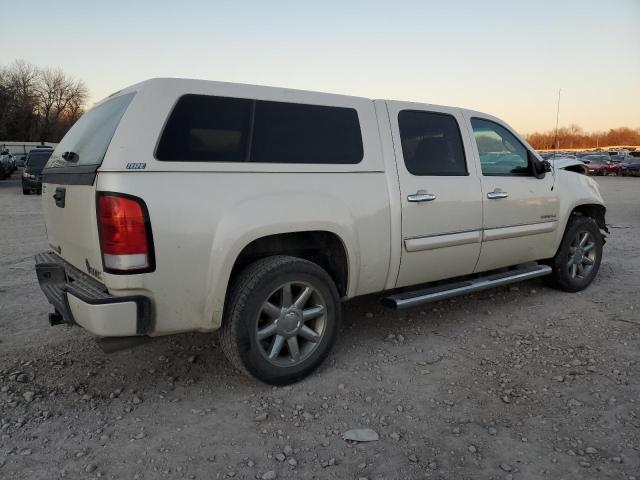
xmin=550 ymin=157 xmax=588 ymax=175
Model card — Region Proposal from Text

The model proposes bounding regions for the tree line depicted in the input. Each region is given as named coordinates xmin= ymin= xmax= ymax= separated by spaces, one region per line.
xmin=525 ymin=125 xmax=640 ymax=150
xmin=0 ymin=60 xmax=88 ymax=143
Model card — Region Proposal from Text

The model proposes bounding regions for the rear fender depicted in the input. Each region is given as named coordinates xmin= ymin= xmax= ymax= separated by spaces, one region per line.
xmin=202 ymin=192 xmax=359 ymax=330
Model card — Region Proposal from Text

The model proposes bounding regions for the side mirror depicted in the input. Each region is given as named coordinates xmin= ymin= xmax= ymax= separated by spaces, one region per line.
xmin=528 ymin=151 xmax=551 ymax=179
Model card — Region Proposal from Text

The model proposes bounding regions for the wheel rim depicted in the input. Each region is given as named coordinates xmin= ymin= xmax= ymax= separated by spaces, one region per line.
xmin=567 ymin=230 xmax=597 ymax=280
xmin=255 ymin=281 xmax=327 ymax=367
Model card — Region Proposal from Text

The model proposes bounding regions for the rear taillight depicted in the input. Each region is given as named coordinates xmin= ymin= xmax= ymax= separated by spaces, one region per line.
xmin=97 ymin=193 xmax=154 ymax=274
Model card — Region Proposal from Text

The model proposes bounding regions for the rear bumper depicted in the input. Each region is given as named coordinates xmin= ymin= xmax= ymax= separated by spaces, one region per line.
xmin=35 ymin=251 xmax=153 ymax=336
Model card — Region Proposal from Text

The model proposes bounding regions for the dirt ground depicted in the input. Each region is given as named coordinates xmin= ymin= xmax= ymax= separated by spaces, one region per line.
xmin=1 ymin=172 xmax=638 ymax=480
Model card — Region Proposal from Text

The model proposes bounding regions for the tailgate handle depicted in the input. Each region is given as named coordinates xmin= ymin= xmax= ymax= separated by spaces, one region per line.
xmin=53 ymin=187 xmax=66 ymax=208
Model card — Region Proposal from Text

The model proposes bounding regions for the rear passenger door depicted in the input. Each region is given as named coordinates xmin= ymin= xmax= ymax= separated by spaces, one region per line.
xmin=386 ymin=102 xmax=483 ymax=288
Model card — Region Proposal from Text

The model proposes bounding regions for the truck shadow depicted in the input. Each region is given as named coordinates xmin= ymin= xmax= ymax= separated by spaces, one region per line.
xmin=5 ymin=277 xmax=553 ymax=415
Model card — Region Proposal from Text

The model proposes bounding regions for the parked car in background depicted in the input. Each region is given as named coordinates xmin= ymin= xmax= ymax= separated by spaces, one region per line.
xmin=620 ymin=156 xmax=640 ymax=176
xmin=0 ymin=149 xmax=16 ymax=179
xmin=22 ymin=149 xmax=53 ymax=194
xmin=583 ymin=154 xmax=620 ymax=176
xmin=0 ymin=158 xmax=8 ymax=180
xmin=607 ymin=150 xmax=631 ymax=163
xmin=14 ymin=153 xmax=27 ymax=168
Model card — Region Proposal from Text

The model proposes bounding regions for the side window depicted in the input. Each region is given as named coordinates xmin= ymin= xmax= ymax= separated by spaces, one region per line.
xmin=471 ymin=118 xmax=531 ymax=176
xmin=156 ymin=95 xmax=252 ymax=162
xmin=251 ymin=101 xmax=363 ymax=164
xmin=156 ymin=94 xmax=363 ymax=164
xmin=398 ymin=110 xmax=467 ymax=176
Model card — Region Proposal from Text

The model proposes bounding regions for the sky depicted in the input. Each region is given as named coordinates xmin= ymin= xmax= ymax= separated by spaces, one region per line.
xmin=1 ymin=0 xmax=639 ymax=134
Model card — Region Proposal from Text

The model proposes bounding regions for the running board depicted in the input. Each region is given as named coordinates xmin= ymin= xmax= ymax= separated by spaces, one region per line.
xmin=382 ymin=264 xmax=552 ymax=310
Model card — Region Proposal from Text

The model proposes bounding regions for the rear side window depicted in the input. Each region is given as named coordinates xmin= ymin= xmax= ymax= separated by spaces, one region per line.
xmin=398 ymin=110 xmax=467 ymax=176
xmin=155 ymin=94 xmax=363 ymax=164
xmin=46 ymin=93 xmax=135 ymax=169
xmin=156 ymin=95 xmax=252 ymax=162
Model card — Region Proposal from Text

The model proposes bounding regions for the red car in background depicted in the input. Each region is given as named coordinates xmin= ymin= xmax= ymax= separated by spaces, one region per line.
xmin=583 ymin=154 xmax=620 ymax=176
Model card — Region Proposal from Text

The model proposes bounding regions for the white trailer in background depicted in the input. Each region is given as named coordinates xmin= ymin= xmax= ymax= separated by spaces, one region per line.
xmin=0 ymin=141 xmax=58 ymax=156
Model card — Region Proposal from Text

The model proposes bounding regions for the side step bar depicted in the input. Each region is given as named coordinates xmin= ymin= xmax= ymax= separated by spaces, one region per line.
xmin=382 ymin=264 xmax=551 ymax=310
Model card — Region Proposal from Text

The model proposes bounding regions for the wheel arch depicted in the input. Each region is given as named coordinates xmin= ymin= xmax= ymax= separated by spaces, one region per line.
xmin=569 ymin=203 xmax=608 ymax=233
xmin=204 ymin=225 xmax=358 ymax=331
xmin=228 ymin=231 xmax=351 ymax=298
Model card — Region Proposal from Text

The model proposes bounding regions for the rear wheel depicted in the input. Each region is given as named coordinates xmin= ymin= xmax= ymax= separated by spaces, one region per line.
xmin=220 ymin=255 xmax=340 ymax=385
xmin=23 ymin=188 xmax=30 ymax=195
xmin=545 ymin=216 xmax=603 ymax=292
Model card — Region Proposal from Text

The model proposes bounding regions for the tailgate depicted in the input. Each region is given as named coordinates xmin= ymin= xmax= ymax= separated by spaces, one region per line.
xmin=43 ymin=182 xmax=103 ymax=279
xmin=41 ymin=92 xmax=135 ymax=279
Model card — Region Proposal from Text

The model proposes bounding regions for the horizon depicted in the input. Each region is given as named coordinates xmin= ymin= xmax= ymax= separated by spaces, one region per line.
xmin=1 ymin=0 xmax=639 ymax=134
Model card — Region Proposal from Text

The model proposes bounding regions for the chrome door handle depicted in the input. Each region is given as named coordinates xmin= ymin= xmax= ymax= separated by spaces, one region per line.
xmin=407 ymin=193 xmax=436 ymax=202
xmin=487 ymin=191 xmax=509 ymax=199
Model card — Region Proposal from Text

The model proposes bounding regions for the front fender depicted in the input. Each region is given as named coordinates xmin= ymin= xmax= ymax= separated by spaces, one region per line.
xmin=553 ymin=171 xmax=606 ymax=251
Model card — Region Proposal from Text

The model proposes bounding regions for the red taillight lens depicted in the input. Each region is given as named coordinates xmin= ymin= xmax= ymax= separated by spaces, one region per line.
xmin=97 ymin=193 xmax=154 ymax=273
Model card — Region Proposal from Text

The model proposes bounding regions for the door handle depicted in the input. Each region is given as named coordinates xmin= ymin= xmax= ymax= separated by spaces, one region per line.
xmin=487 ymin=190 xmax=509 ymax=199
xmin=53 ymin=187 xmax=66 ymax=208
xmin=407 ymin=193 xmax=436 ymax=202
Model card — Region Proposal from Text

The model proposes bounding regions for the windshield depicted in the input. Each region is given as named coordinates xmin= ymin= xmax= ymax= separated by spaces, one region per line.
xmin=26 ymin=152 xmax=53 ymax=171
xmin=46 ymin=92 xmax=135 ymax=169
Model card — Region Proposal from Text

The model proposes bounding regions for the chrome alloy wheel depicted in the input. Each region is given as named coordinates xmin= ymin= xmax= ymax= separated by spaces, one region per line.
xmin=567 ymin=231 xmax=597 ymax=279
xmin=255 ymin=282 xmax=327 ymax=367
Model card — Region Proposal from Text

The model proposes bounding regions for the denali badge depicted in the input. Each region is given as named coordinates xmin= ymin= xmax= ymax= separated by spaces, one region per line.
xmin=85 ymin=259 xmax=102 ymax=279
xmin=126 ymin=162 xmax=146 ymax=170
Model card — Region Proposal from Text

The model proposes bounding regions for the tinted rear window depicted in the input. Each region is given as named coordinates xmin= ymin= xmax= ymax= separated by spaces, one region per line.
xmin=46 ymin=92 xmax=135 ymax=169
xmin=156 ymin=94 xmax=363 ymax=164
xmin=398 ymin=110 xmax=467 ymax=176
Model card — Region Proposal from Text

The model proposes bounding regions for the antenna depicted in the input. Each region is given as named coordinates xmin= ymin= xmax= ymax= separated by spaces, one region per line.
xmin=551 ymin=88 xmax=561 ymax=191
xmin=553 ymin=88 xmax=562 ymax=153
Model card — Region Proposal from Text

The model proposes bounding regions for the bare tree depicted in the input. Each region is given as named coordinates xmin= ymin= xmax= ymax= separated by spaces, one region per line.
xmin=526 ymin=126 xmax=640 ymax=150
xmin=0 ymin=60 xmax=88 ymax=142
xmin=1 ymin=60 xmax=39 ymax=140
xmin=36 ymin=67 xmax=88 ymax=141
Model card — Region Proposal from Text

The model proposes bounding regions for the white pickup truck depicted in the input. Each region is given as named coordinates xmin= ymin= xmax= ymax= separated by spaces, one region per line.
xmin=35 ymin=78 xmax=607 ymax=384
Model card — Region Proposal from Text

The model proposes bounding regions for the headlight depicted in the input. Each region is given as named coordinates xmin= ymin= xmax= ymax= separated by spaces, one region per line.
xmin=23 ymin=172 xmax=34 ymax=179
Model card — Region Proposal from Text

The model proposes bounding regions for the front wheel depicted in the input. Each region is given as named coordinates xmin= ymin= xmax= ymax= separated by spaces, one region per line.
xmin=220 ymin=255 xmax=340 ymax=385
xmin=545 ymin=216 xmax=603 ymax=292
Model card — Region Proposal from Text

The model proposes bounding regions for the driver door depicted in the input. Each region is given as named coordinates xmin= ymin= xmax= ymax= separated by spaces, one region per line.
xmin=463 ymin=114 xmax=560 ymax=273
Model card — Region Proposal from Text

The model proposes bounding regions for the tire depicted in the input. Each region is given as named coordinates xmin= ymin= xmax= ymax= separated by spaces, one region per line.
xmin=545 ymin=216 xmax=603 ymax=292
xmin=23 ymin=188 xmax=30 ymax=195
xmin=220 ymin=255 xmax=341 ymax=385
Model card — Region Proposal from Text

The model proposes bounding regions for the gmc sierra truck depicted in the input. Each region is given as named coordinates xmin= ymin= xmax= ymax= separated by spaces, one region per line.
xmin=35 ymin=78 xmax=607 ymax=384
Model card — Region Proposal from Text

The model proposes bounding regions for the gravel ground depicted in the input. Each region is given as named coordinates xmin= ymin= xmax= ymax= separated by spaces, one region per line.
xmin=1 ymin=172 xmax=639 ymax=480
